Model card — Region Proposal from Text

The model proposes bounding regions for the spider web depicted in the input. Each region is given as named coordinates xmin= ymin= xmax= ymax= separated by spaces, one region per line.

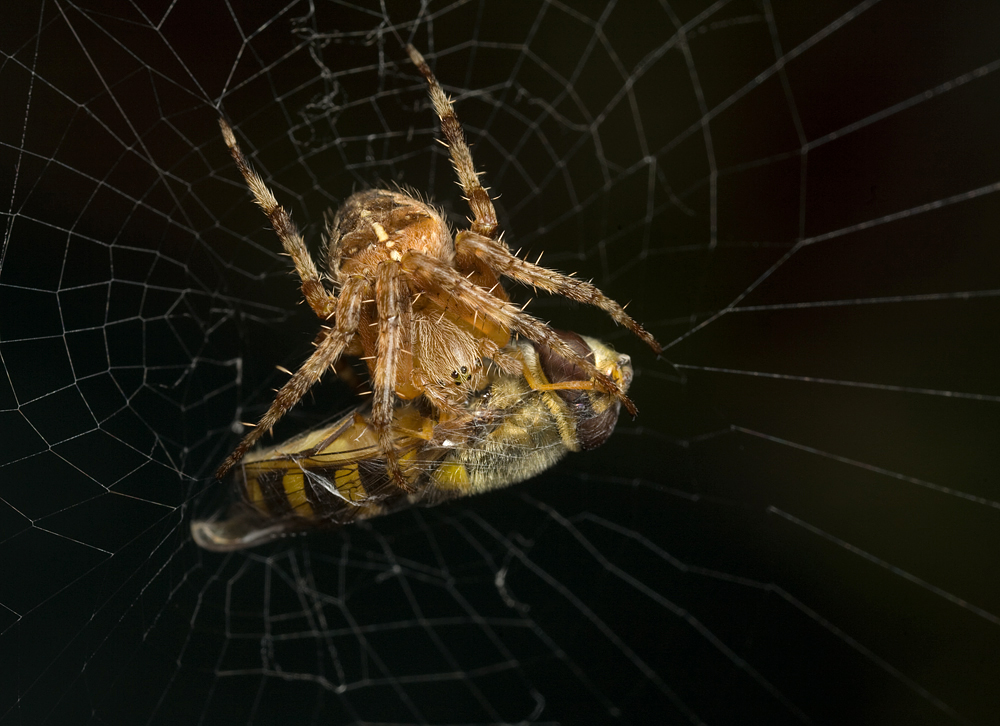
xmin=2 ymin=1 xmax=999 ymax=724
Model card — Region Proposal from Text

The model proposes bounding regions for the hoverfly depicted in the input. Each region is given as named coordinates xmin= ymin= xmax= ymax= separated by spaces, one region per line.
xmin=192 ymin=331 xmax=633 ymax=551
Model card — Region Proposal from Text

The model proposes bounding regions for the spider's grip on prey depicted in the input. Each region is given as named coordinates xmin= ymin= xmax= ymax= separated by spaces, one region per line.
xmin=212 ymin=44 xmax=658 ymax=485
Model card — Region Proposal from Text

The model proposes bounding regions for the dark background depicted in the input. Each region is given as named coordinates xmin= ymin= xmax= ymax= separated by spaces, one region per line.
xmin=1 ymin=1 xmax=999 ymax=724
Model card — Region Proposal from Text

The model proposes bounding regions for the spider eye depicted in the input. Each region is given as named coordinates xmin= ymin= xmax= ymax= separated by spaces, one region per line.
xmin=451 ymin=365 xmax=473 ymax=385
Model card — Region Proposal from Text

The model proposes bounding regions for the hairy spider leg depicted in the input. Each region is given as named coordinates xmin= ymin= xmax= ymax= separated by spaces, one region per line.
xmin=219 ymin=118 xmax=336 ymax=320
xmin=407 ymin=45 xmax=498 ymax=240
xmin=215 ymin=276 xmax=369 ymax=480
xmin=456 ymin=231 xmax=662 ymax=354
xmin=373 ymin=261 xmax=415 ymax=490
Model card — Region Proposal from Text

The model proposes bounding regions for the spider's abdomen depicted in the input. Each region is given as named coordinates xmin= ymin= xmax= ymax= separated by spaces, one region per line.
xmin=327 ymin=190 xmax=453 ymax=277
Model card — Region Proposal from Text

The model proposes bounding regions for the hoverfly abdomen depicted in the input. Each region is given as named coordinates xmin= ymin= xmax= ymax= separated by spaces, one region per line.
xmin=194 ymin=409 xmax=437 ymax=550
xmin=249 ymin=469 xmax=298 ymax=517
xmin=240 ymin=416 xmax=432 ymax=518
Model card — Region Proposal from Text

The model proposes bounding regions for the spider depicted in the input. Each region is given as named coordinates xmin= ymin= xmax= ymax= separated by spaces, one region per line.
xmin=215 ymin=44 xmax=660 ymax=487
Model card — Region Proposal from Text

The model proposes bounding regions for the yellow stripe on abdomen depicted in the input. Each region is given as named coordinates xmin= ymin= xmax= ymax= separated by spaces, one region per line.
xmin=282 ymin=470 xmax=313 ymax=515
xmin=245 ymin=475 xmax=264 ymax=510
xmin=334 ymin=463 xmax=366 ymax=502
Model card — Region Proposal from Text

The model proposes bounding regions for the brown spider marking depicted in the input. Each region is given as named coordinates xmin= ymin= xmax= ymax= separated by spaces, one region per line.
xmin=214 ymin=45 xmax=659 ymax=487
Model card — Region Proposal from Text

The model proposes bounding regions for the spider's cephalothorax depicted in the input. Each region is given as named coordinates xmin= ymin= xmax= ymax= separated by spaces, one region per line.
xmin=214 ymin=45 xmax=660 ymax=487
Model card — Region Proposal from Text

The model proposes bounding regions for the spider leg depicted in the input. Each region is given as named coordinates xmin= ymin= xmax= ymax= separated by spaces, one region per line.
xmin=219 ymin=118 xmax=336 ymax=320
xmin=456 ymin=231 xmax=662 ymax=354
xmin=215 ymin=276 xmax=369 ymax=480
xmin=401 ymin=251 xmax=638 ymax=416
xmin=406 ymin=45 xmax=498 ymax=239
xmin=373 ymin=260 xmax=416 ymax=491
